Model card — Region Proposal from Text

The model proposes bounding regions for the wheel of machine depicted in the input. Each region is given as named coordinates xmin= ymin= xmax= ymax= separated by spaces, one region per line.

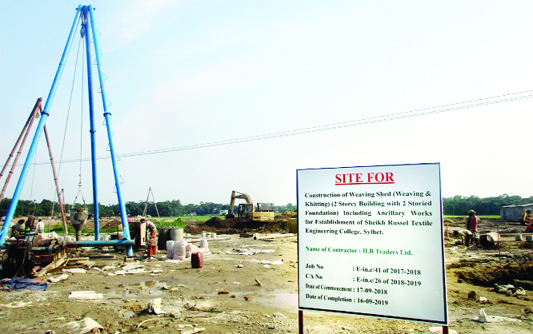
xmin=32 ymin=234 xmax=43 ymax=248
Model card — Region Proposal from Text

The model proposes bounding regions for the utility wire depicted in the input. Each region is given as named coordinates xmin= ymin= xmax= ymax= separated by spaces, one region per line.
xmin=30 ymin=89 xmax=533 ymax=166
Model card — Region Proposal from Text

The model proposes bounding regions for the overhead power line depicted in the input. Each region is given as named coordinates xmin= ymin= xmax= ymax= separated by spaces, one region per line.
xmin=32 ymin=89 xmax=533 ymax=166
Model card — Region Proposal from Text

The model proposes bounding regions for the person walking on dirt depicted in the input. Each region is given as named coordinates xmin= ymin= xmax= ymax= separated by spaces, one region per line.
xmin=523 ymin=210 xmax=533 ymax=226
xmin=525 ymin=221 xmax=533 ymax=233
xmin=142 ymin=219 xmax=157 ymax=258
xmin=465 ymin=210 xmax=479 ymax=247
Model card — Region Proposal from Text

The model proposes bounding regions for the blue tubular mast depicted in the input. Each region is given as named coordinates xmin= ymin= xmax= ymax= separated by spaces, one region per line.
xmin=0 ymin=5 xmax=133 ymax=257
xmin=0 ymin=6 xmax=83 ymax=247
xmin=88 ymin=5 xmax=132 ymax=257
xmin=81 ymin=7 xmax=100 ymax=241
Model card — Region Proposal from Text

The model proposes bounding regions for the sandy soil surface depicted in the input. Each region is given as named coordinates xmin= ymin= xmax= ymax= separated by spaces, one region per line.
xmin=0 ymin=217 xmax=532 ymax=333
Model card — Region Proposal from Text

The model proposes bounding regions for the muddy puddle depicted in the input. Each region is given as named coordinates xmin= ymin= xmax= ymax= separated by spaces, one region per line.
xmin=252 ymin=292 xmax=298 ymax=312
xmin=123 ymin=310 xmax=136 ymax=319
xmin=106 ymin=280 xmax=173 ymax=298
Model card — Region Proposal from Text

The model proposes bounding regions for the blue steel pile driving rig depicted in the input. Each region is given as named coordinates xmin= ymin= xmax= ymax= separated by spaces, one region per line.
xmin=0 ymin=5 xmax=134 ymax=278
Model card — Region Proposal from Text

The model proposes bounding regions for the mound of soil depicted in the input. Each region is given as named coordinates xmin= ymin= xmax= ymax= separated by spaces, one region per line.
xmin=184 ymin=217 xmax=288 ymax=235
xmin=185 ymin=218 xmax=250 ymax=235
xmin=275 ymin=211 xmax=297 ymax=221
xmin=454 ymin=253 xmax=533 ymax=287
xmin=78 ymin=218 xmax=122 ymax=231
xmin=261 ymin=220 xmax=289 ymax=233
xmin=204 ymin=217 xmax=237 ymax=228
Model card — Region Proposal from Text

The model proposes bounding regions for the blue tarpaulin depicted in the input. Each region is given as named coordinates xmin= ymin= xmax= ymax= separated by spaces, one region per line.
xmin=0 ymin=276 xmax=48 ymax=291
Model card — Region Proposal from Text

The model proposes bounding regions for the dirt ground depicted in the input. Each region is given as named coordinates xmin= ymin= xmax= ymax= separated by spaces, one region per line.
xmin=1 ymin=217 xmax=532 ymax=334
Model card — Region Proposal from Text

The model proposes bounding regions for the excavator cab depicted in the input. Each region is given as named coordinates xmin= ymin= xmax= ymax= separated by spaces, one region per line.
xmin=238 ymin=203 xmax=254 ymax=219
xmin=257 ymin=203 xmax=273 ymax=212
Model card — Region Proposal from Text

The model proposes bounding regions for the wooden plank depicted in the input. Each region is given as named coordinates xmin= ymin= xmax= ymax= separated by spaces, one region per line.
xmin=34 ymin=254 xmax=67 ymax=278
xmin=254 ymin=233 xmax=295 ymax=240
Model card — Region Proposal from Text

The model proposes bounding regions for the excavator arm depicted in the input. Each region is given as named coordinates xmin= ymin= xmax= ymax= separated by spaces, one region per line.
xmin=228 ymin=190 xmax=253 ymax=217
xmin=226 ymin=190 xmax=274 ymax=222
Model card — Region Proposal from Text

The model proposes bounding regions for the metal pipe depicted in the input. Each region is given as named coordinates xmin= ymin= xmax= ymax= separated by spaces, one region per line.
xmin=81 ymin=6 xmax=100 ymax=241
xmin=88 ymin=5 xmax=132 ymax=257
xmin=0 ymin=7 xmax=82 ymax=248
xmin=479 ymin=232 xmax=501 ymax=248
xmin=0 ymin=98 xmax=42 ymax=201
xmin=31 ymin=247 xmax=51 ymax=252
xmin=151 ymin=187 xmax=160 ymax=218
xmin=67 ymin=239 xmax=135 ymax=247
xmin=0 ymin=98 xmax=40 ymax=180
xmin=44 ymin=125 xmax=68 ymax=234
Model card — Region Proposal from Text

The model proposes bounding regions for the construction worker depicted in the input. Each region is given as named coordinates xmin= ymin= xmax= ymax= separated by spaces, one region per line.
xmin=34 ymin=219 xmax=45 ymax=237
xmin=525 ymin=213 xmax=533 ymax=233
xmin=465 ymin=210 xmax=479 ymax=247
xmin=523 ymin=210 xmax=533 ymax=226
xmin=141 ymin=218 xmax=157 ymax=258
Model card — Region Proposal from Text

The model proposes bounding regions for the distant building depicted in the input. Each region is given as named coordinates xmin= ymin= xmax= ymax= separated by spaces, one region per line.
xmin=500 ymin=204 xmax=533 ymax=222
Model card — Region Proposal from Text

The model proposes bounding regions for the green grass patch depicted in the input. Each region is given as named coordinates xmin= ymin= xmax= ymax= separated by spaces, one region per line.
xmin=181 ymin=215 xmax=219 ymax=222
xmin=478 ymin=215 xmax=501 ymax=219
xmin=49 ymin=225 xmax=119 ymax=235
xmin=153 ymin=217 xmax=186 ymax=229
xmin=47 ymin=215 xmax=221 ymax=234
xmin=151 ymin=215 xmax=220 ymax=226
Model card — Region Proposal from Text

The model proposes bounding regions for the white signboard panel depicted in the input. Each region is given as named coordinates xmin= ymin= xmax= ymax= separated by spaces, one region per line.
xmin=297 ymin=163 xmax=447 ymax=325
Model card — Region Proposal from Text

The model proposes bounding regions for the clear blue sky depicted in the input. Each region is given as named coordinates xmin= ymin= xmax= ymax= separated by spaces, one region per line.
xmin=1 ymin=1 xmax=532 ymax=206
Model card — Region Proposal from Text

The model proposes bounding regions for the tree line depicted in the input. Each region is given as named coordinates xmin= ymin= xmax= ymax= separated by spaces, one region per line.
xmin=1 ymin=194 xmax=531 ymax=218
xmin=442 ymin=194 xmax=533 ymax=216
xmin=0 ymin=198 xmax=297 ymax=218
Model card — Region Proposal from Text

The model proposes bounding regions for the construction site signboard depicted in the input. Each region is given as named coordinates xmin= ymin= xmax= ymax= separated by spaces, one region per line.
xmin=297 ymin=163 xmax=447 ymax=325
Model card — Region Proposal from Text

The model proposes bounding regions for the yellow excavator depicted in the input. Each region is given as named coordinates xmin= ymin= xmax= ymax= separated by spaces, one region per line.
xmin=226 ymin=190 xmax=275 ymax=222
